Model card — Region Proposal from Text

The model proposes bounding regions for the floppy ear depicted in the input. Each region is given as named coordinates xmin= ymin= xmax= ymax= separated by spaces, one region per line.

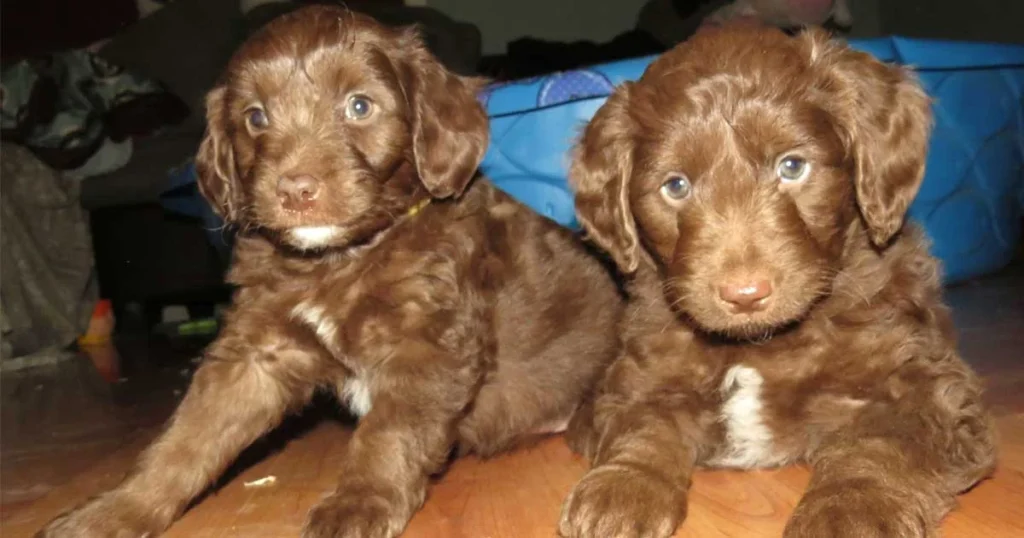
xmin=804 ymin=29 xmax=933 ymax=247
xmin=394 ymin=28 xmax=489 ymax=199
xmin=195 ymin=86 xmax=242 ymax=223
xmin=570 ymin=86 xmax=640 ymax=274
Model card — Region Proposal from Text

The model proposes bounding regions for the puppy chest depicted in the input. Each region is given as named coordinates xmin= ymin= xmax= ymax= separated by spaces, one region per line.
xmin=290 ymin=300 xmax=348 ymax=353
xmin=706 ymin=365 xmax=789 ymax=469
xmin=289 ymin=301 xmax=367 ymax=412
xmin=288 ymin=284 xmax=396 ymax=361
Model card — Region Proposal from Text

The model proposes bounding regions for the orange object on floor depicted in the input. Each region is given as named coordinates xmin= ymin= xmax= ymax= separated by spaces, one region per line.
xmin=77 ymin=299 xmax=119 ymax=383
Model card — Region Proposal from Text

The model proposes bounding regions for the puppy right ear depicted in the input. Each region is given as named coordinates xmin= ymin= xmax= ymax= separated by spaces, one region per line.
xmin=393 ymin=27 xmax=489 ymax=199
xmin=802 ymin=29 xmax=932 ymax=248
xmin=571 ymin=86 xmax=640 ymax=274
xmin=195 ymin=86 xmax=240 ymax=223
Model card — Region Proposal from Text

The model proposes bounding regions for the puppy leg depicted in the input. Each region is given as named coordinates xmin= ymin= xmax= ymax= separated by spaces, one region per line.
xmin=303 ymin=342 xmax=478 ymax=538
xmin=558 ymin=343 xmax=706 ymax=538
xmin=37 ymin=321 xmax=324 ymax=538
xmin=565 ymin=396 xmax=597 ymax=455
xmin=785 ymin=371 xmax=996 ymax=538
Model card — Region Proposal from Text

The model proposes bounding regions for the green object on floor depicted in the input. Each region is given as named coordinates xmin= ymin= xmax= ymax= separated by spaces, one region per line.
xmin=177 ymin=318 xmax=218 ymax=336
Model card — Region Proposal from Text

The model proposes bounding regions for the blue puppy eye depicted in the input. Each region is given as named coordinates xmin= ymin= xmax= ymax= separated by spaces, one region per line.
xmin=660 ymin=174 xmax=692 ymax=201
xmin=777 ymin=155 xmax=810 ymax=183
xmin=246 ymin=107 xmax=268 ymax=129
xmin=345 ymin=94 xmax=374 ymax=120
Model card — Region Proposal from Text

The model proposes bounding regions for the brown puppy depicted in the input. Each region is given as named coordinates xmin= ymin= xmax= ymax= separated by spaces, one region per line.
xmin=559 ymin=25 xmax=997 ymax=538
xmin=39 ymin=6 xmax=622 ymax=538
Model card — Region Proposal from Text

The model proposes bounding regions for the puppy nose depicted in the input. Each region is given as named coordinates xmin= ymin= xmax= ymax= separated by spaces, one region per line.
xmin=277 ymin=174 xmax=320 ymax=211
xmin=718 ymin=279 xmax=773 ymax=312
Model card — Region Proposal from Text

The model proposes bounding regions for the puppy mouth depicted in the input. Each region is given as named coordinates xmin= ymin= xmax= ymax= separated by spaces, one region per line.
xmin=284 ymin=225 xmax=346 ymax=251
xmin=700 ymin=310 xmax=805 ymax=341
xmin=680 ymin=292 xmax=818 ymax=341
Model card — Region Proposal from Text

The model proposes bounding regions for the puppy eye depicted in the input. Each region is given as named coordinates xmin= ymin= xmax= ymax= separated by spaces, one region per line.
xmin=776 ymin=155 xmax=810 ymax=183
xmin=660 ymin=174 xmax=692 ymax=202
xmin=344 ymin=94 xmax=374 ymax=120
xmin=246 ymin=107 xmax=269 ymax=130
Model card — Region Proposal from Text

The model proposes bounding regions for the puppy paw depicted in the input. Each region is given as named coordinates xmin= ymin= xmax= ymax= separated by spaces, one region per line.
xmin=36 ymin=493 xmax=163 ymax=538
xmin=302 ymin=492 xmax=405 ymax=538
xmin=784 ymin=482 xmax=932 ymax=538
xmin=558 ymin=465 xmax=686 ymax=538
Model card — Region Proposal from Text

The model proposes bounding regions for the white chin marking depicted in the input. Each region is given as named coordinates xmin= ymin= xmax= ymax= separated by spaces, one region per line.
xmin=288 ymin=226 xmax=342 ymax=250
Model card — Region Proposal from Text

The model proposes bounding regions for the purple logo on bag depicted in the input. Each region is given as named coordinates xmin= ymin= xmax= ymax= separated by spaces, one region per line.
xmin=537 ymin=70 xmax=614 ymax=107
xmin=476 ymin=89 xmax=492 ymax=108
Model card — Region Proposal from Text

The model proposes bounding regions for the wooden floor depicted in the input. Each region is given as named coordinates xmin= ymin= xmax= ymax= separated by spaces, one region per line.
xmin=3 ymin=261 xmax=1023 ymax=538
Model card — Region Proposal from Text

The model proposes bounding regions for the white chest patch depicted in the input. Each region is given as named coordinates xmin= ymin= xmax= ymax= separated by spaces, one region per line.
xmin=290 ymin=301 xmax=339 ymax=352
xmin=290 ymin=301 xmax=371 ymax=417
xmin=706 ymin=365 xmax=782 ymax=469
xmin=342 ymin=377 xmax=373 ymax=417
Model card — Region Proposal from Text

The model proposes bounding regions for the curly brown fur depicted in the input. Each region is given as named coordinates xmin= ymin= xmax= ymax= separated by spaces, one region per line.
xmin=560 ymin=24 xmax=996 ymax=538
xmin=38 ymin=6 xmax=622 ymax=538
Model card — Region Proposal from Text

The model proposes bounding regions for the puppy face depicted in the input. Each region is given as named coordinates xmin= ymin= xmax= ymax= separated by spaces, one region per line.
xmin=196 ymin=6 xmax=488 ymax=251
xmin=573 ymin=25 xmax=931 ymax=339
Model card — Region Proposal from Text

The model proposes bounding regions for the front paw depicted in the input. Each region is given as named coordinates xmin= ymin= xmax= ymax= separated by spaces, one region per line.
xmin=36 ymin=493 xmax=163 ymax=538
xmin=784 ymin=481 xmax=932 ymax=538
xmin=559 ymin=465 xmax=686 ymax=538
xmin=303 ymin=491 xmax=407 ymax=538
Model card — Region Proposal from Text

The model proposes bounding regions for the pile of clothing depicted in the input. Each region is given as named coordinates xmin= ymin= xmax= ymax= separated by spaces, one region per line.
xmin=1 ymin=49 xmax=188 ymax=181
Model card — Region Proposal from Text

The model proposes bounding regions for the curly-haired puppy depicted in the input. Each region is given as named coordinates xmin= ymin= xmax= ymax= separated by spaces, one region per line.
xmin=39 ymin=6 xmax=622 ymax=538
xmin=558 ymin=25 xmax=997 ymax=538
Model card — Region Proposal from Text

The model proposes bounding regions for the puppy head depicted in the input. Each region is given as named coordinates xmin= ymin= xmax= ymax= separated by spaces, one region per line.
xmin=572 ymin=25 xmax=931 ymax=338
xmin=196 ymin=5 xmax=488 ymax=251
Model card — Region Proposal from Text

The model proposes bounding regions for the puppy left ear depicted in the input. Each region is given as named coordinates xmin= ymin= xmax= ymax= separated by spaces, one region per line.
xmin=804 ymin=29 xmax=933 ymax=247
xmin=196 ymin=85 xmax=242 ymax=223
xmin=395 ymin=27 xmax=489 ymax=199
